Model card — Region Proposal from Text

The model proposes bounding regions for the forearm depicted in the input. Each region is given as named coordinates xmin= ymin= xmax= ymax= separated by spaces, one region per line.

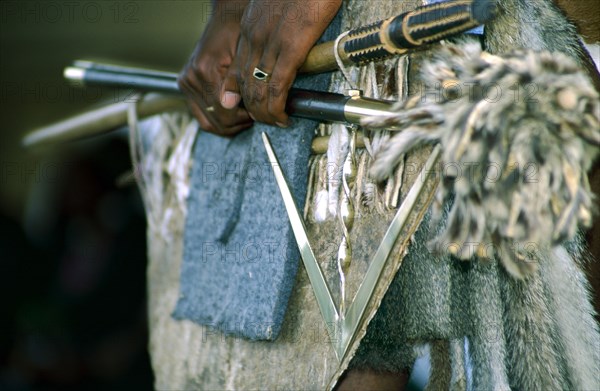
xmin=211 ymin=0 xmax=250 ymax=20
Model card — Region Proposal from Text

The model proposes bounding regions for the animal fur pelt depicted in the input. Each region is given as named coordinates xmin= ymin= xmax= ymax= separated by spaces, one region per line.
xmin=365 ymin=41 xmax=600 ymax=279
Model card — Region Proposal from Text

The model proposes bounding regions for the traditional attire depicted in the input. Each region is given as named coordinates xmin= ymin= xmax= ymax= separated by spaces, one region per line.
xmin=138 ymin=0 xmax=600 ymax=389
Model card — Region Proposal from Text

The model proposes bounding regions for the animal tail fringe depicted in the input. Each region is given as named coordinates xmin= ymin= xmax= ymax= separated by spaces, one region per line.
xmin=366 ymin=41 xmax=600 ymax=279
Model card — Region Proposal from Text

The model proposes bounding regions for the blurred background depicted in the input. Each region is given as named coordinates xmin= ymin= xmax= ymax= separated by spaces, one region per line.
xmin=0 ymin=1 xmax=210 ymax=389
xmin=0 ymin=1 xmax=599 ymax=390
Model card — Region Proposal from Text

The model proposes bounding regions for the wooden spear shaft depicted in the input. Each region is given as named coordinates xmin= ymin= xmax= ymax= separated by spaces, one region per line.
xmin=23 ymin=65 xmax=395 ymax=149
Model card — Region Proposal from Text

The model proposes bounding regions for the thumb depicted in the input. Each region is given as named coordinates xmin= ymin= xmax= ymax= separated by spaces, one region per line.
xmin=220 ymin=67 xmax=242 ymax=110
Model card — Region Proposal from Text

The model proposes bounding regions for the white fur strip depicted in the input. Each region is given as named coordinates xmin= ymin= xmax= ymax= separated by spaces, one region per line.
xmin=324 ymin=123 xmax=349 ymax=220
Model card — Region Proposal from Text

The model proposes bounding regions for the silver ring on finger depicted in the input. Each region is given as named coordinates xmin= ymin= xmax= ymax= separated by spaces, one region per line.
xmin=253 ymin=67 xmax=271 ymax=82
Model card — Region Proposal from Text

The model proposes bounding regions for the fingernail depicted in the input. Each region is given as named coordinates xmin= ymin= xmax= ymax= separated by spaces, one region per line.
xmin=276 ymin=122 xmax=289 ymax=128
xmin=221 ymin=91 xmax=241 ymax=109
xmin=249 ymin=113 xmax=256 ymax=121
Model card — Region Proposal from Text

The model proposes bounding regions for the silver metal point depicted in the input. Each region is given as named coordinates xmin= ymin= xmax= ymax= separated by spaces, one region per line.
xmin=63 ymin=67 xmax=85 ymax=82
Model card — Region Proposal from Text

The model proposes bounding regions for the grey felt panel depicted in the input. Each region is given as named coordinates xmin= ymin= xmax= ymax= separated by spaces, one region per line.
xmin=173 ymin=16 xmax=341 ymax=341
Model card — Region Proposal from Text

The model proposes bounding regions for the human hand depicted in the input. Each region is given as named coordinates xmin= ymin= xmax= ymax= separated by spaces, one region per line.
xmin=178 ymin=0 xmax=253 ymax=136
xmin=221 ymin=0 xmax=342 ymax=127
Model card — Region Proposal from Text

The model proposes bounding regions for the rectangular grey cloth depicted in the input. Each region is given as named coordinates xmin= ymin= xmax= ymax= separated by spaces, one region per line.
xmin=173 ymin=15 xmax=341 ymax=341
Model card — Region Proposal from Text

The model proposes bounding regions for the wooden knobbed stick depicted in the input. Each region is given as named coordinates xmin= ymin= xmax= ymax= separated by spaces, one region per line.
xmin=300 ymin=0 xmax=495 ymax=73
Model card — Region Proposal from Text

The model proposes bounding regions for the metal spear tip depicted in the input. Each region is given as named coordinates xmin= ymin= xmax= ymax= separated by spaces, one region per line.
xmin=64 ymin=67 xmax=85 ymax=83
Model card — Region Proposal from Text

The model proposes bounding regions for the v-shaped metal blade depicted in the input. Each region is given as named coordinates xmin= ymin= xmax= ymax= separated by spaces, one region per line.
xmin=339 ymin=144 xmax=441 ymax=360
xmin=264 ymin=132 xmax=440 ymax=362
xmin=262 ymin=133 xmax=340 ymax=357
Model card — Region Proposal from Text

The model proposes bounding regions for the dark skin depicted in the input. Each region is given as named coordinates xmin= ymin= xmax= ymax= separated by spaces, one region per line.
xmin=179 ymin=0 xmax=342 ymax=134
xmin=178 ymin=0 xmax=253 ymax=135
xmin=179 ymin=1 xmax=410 ymax=389
xmin=222 ymin=0 xmax=343 ymax=127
